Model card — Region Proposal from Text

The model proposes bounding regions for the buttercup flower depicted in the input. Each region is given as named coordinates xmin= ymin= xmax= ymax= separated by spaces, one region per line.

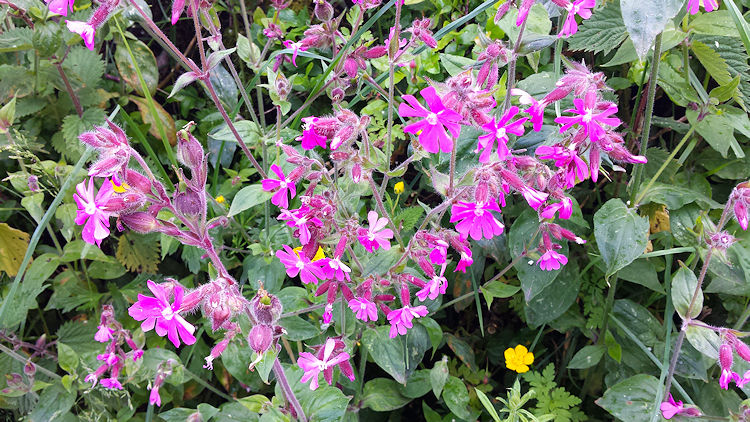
xmin=394 ymin=181 xmax=405 ymax=194
xmin=399 ymin=86 xmax=463 ymax=154
xmin=128 ymin=281 xmax=197 ymax=348
xmin=357 ymin=211 xmax=394 ymax=252
xmin=505 ymin=344 xmax=534 ymax=373
xmin=74 ymin=178 xmax=114 ymax=247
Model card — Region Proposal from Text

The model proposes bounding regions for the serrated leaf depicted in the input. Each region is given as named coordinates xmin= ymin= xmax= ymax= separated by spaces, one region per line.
xmin=0 ymin=222 xmax=29 ymax=277
xmin=62 ymin=46 xmax=105 ymax=89
xmin=393 ymin=206 xmax=424 ymax=232
xmin=116 ymin=232 xmax=160 ymax=273
xmin=692 ymin=41 xmax=732 ymax=86
xmin=60 ymin=108 xmax=108 ymax=161
xmin=689 ymin=10 xmax=741 ymax=38
xmin=567 ymin=0 xmax=627 ymax=54
xmin=694 ymin=35 xmax=750 ymax=107
xmin=0 ymin=27 xmax=34 ymax=52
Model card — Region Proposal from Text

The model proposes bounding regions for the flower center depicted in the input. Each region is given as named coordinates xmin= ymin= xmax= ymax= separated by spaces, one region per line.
xmin=474 ymin=206 xmax=485 ymax=217
xmin=84 ymin=202 xmax=98 ymax=215
xmin=495 ymin=127 xmax=507 ymax=139
xmin=161 ymin=307 xmax=175 ymax=321
xmin=360 ymin=302 xmax=368 ymax=310
xmin=280 ymin=180 xmax=288 ymax=189
xmin=426 ymin=112 xmax=439 ymax=125
xmin=296 ymin=260 xmax=305 ymax=270
xmin=368 ymin=232 xmax=375 ymax=241
xmin=582 ymin=109 xmax=594 ymax=123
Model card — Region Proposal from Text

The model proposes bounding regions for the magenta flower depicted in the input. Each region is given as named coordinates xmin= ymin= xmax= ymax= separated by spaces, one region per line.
xmin=276 ymin=245 xmax=326 ymax=285
xmin=736 ymin=370 xmax=750 ymax=388
xmin=456 ymin=248 xmax=474 ymax=273
xmin=513 ymin=89 xmax=546 ymax=132
xmin=555 ymin=92 xmax=620 ymax=142
xmin=399 ymin=86 xmax=463 ymax=154
xmin=476 ymin=107 xmax=527 ymax=163
xmin=558 ymin=0 xmax=596 ymax=37
xmin=536 ymin=145 xmax=589 ymax=188
xmin=687 ymin=0 xmax=718 ymax=14
xmin=521 ymin=187 xmax=549 ymax=210
xmin=298 ymin=338 xmax=353 ymax=390
xmin=100 ymin=378 xmax=123 ymax=390
xmin=283 ymin=40 xmax=308 ymax=66
xmin=127 ymin=281 xmax=197 ymax=348
xmin=450 ymin=201 xmax=504 ymax=241
xmin=74 ymin=178 xmax=113 ymax=247
xmin=348 ymin=297 xmax=378 ymax=322
xmin=262 ymin=164 xmax=297 ymax=209
xmin=94 ymin=324 xmax=114 ymax=342
xmin=149 ymin=386 xmax=162 ymax=406
xmin=357 ymin=211 xmax=394 ymax=252
xmin=416 ymin=264 xmax=448 ymax=301
xmin=732 ymin=185 xmax=750 ymax=230
xmin=66 ymin=21 xmax=96 ymax=51
xmin=45 ymin=0 xmax=74 ymax=15
xmin=297 ymin=117 xmax=327 ymax=150
xmin=540 ymin=197 xmax=573 ymax=220
xmin=171 ymin=0 xmax=186 ymax=24
xmin=319 ymin=241 xmax=352 ymax=281
xmin=278 ymin=206 xmax=322 ymax=245
xmin=537 ymin=249 xmax=568 ymax=271
xmin=387 ymin=305 xmax=429 ymax=338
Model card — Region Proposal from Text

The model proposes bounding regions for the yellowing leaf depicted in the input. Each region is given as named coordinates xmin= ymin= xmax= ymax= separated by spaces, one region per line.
xmin=116 ymin=232 xmax=160 ymax=273
xmin=0 ymin=223 xmax=30 ymax=276
xmin=129 ymin=96 xmax=177 ymax=146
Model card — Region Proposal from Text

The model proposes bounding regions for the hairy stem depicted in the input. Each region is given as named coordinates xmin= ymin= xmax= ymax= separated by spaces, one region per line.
xmin=384 ymin=0 xmax=403 ymax=173
xmin=273 ymin=359 xmax=307 ymax=422
xmin=368 ymin=176 xmax=405 ymax=248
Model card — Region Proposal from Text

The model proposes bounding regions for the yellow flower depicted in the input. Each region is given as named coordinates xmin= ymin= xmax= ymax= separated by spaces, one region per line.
xmin=293 ymin=246 xmax=326 ymax=261
xmin=110 ymin=180 xmax=130 ymax=193
xmin=216 ymin=195 xmax=225 ymax=204
xmin=505 ymin=345 xmax=534 ymax=373
xmin=394 ymin=181 xmax=405 ymax=195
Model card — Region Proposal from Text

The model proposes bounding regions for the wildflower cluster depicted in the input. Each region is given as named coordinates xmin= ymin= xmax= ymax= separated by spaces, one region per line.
xmin=86 ymin=304 xmax=143 ymax=389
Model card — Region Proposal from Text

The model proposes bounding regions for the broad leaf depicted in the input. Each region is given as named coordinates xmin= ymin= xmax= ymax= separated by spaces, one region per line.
xmin=595 ymin=374 xmax=659 ymax=418
xmin=228 ymin=184 xmax=273 ymax=217
xmin=594 ymin=199 xmax=649 ymax=277
xmin=672 ymin=266 xmax=702 ymax=319
xmin=620 ymin=0 xmax=682 ymax=59
xmin=362 ymin=324 xmax=431 ymax=384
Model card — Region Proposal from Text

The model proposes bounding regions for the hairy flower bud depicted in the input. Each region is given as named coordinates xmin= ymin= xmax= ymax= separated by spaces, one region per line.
xmin=314 ymin=0 xmax=334 ymax=21
xmin=275 ymin=73 xmax=291 ymax=100
xmin=120 ymin=212 xmax=158 ymax=233
xmin=247 ymin=324 xmax=274 ymax=354
xmin=720 ymin=343 xmax=734 ymax=371
xmin=735 ymin=339 xmax=750 ymax=363
xmin=176 ymin=127 xmax=206 ymax=183
xmin=174 ymin=188 xmax=203 ymax=218
xmin=250 ymin=289 xmax=283 ymax=325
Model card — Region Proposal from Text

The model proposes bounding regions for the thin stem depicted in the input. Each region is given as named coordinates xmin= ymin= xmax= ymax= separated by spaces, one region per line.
xmin=502 ymin=19 xmax=527 ymax=113
xmin=384 ymin=0 xmax=403 ymax=173
xmin=275 ymin=78 xmax=337 ymax=133
xmin=449 ymin=137 xmax=457 ymax=194
xmin=597 ymin=276 xmax=618 ymax=345
xmin=630 ymin=32 xmax=663 ymax=202
xmin=273 ymin=359 xmax=307 ymax=422
xmin=368 ymin=176 xmax=405 ymax=248
xmin=633 ymin=126 xmax=696 ymax=206
xmin=54 ymin=62 xmax=82 ymax=117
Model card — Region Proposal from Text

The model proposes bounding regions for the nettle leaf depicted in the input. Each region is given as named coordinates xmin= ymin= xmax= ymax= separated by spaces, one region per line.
xmin=567 ymin=0 xmax=627 ymax=54
xmin=595 ymin=374 xmax=659 ymax=418
xmin=689 ymin=10 xmax=741 ymax=38
xmin=393 ymin=206 xmax=424 ymax=232
xmin=0 ymin=27 xmax=33 ymax=52
xmin=694 ymin=35 xmax=750 ymax=106
xmin=116 ymin=232 xmax=160 ymax=273
xmin=60 ymin=108 xmax=108 ymax=161
xmin=691 ymin=41 xmax=733 ymax=86
xmin=620 ymin=0 xmax=682 ymax=59
xmin=62 ymin=46 xmax=105 ymax=89
xmin=594 ymin=199 xmax=649 ymax=278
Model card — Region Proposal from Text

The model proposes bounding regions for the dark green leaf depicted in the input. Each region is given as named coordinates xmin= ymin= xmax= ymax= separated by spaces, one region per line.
xmin=362 ymin=378 xmax=412 ymax=411
xmin=567 ymin=0 xmax=627 ymax=54
xmin=595 ymin=374 xmax=659 ymax=419
xmin=567 ymin=345 xmax=606 ymax=369
xmin=672 ymin=266 xmax=701 ymax=319
xmin=362 ymin=324 xmax=430 ymax=384
xmin=594 ymin=199 xmax=649 ymax=277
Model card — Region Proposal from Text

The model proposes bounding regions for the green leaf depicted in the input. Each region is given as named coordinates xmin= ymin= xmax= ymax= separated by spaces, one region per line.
xmin=567 ymin=0 xmax=627 ymax=54
xmin=62 ymin=47 xmax=105 ymax=89
xmin=692 ymin=41 xmax=733 ymax=86
xmin=524 ymin=259 xmax=580 ymax=327
xmin=362 ymin=324 xmax=431 ymax=384
xmin=400 ymin=370 xmax=432 ymax=398
xmin=228 ymin=184 xmax=273 ymax=217
xmin=618 ymin=259 xmax=664 ymax=293
xmin=595 ymin=374 xmax=659 ymax=419
xmin=442 ymin=376 xmax=473 ymax=420
xmin=620 ymin=0 xmax=682 ymax=59
xmin=694 ymin=35 xmax=750 ymax=107
xmin=115 ymin=37 xmax=158 ymax=95
xmin=21 ymin=192 xmax=44 ymax=223
xmin=116 ymin=232 xmax=160 ymax=273
xmin=274 ymin=365 xmax=351 ymax=422
xmin=362 ymin=247 xmax=401 ymax=277
xmin=60 ymin=108 xmax=108 ymax=161
xmin=28 ymin=384 xmax=76 ymax=422
xmin=430 ymin=357 xmax=449 ymax=399
xmin=362 ymin=378 xmax=412 ymax=411
xmin=672 ymin=266 xmax=702 ymax=319
xmin=475 ymin=388 xmax=501 ymax=422
xmin=445 ymin=334 xmax=477 ymax=370
xmin=419 ymin=318 xmax=443 ymax=358
xmin=393 ymin=206 xmax=424 ymax=232
xmin=0 ymin=222 xmax=29 ymax=277
xmin=0 ymin=27 xmax=33 ymax=52
xmin=686 ymin=109 xmax=741 ymax=158
xmin=439 ymin=53 xmax=475 ymax=77
xmin=509 ymin=209 xmax=565 ymax=301
xmin=594 ymin=199 xmax=649 ymax=277
xmin=61 ymin=239 xmax=113 ymax=262
xmin=689 ymin=11 xmax=741 ymax=38
xmin=129 ymin=95 xmax=177 ymax=146
xmin=57 ymin=342 xmax=78 ymax=373
xmin=567 ymin=345 xmax=606 ymax=369
xmin=279 ymin=316 xmax=319 ymax=341
xmin=685 ymin=324 xmax=721 ymax=360
xmin=159 ymin=408 xmax=202 ymax=422
xmin=0 ymin=250 xmax=50 ymax=328
xmin=480 ymin=280 xmax=520 ymax=308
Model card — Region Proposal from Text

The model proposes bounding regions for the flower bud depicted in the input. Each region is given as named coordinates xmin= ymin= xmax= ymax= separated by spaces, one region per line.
xmin=120 ymin=212 xmax=158 ymax=233
xmin=720 ymin=343 xmax=734 ymax=371
xmin=247 ymin=324 xmax=273 ymax=354
xmin=364 ymin=45 xmax=387 ymax=59
xmin=24 ymin=361 xmax=35 ymax=378
xmin=174 ymin=188 xmax=203 ymax=218
xmin=735 ymin=339 xmax=750 ymax=363
xmin=186 ymin=412 xmax=204 ymax=422
xmin=314 ymin=0 xmax=334 ymax=21
xmin=275 ymin=73 xmax=291 ymax=100
xmin=330 ymin=87 xmax=345 ymax=103
xmin=250 ymin=289 xmax=283 ymax=325
xmin=124 ymin=170 xmax=152 ymax=193
xmin=27 ymin=175 xmax=39 ymax=192
xmin=176 ymin=127 xmax=206 ymax=179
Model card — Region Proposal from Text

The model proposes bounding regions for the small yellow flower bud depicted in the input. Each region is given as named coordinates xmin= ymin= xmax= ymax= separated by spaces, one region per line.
xmin=215 ymin=195 xmax=225 ymax=204
xmin=394 ymin=181 xmax=405 ymax=195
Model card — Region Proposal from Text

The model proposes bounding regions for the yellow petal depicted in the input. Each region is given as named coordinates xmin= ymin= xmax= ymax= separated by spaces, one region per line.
xmin=111 ymin=180 xmax=130 ymax=193
xmin=523 ymin=352 xmax=534 ymax=365
xmin=312 ymin=246 xmax=326 ymax=261
xmin=514 ymin=345 xmax=528 ymax=356
xmin=394 ymin=181 xmax=405 ymax=194
xmin=216 ymin=195 xmax=225 ymax=204
xmin=504 ymin=348 xmax=516 ymax=361
xmin=516 ymin=365 xmax=529 ymax=374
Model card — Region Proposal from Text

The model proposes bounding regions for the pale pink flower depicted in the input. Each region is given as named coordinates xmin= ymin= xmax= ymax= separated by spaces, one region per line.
xmin=555 ymin=91 xmax=620 ymax=142
xmin=74 ymin=178 xmax=113 ymax=247
xmin=399 ymin=87 xmax=463 ymax=154
xmin=276 ymin=245 xmax=326 ymax=285
xmin=262 ymin=164 xmax=296 ymax=209
xmin=66 ymin=21 xmax=96 ymax=51
xmin=277 ymin=207 xmax=322 ymax=245
xmin=283 ymin=40 xmax=308 ymax=66
xmin=387 ymin=305 xmax=428 ymax=338
xmin=348 ymin=297 xmax=378 ymax=322
xmin=476 ymin=107 xmax=527 ymax=163
xmin=127 ymin=281 xmax=197 ymax=348
xmin=537 ymin=249 xmax=568 ymax=271
xmin=416 ymin=264 xmax=448 ymax=301
xmin=357 ymin=211 xmax=393 ymax=252
xmin=298 ymin=338 xmax=353 ymax=390
xmin=45 ymin=0 xmax=74 ymax=15
xmin=94 ymin=324 xmax=114 ymax=342
xmin=449 ymin=201 xmax=504 ymax=241
xmin=687 ymin=0 xmax=718 ymax=14
xmin=558 ymin=0 xmax=595 ymax=37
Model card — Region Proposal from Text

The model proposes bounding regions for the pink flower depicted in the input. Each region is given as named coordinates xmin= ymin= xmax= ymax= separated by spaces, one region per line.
xmin=100 ymin=378 xmax=123 ymax=390
xmin=416 ymin=264 xmax=448 ymax=301
xmin=45 ymin=0 xmax=74 ymax=15
xmin=149 ymin=386 xmax=162 ymax=406
xmin=297 ymin=117 xmax=327 ymax=150
xmin=66 ymin=21 xmax=96 ymax=51
xmin=449 ymin=201 xmax=504 ymax=241
xmin=298 ymin=338 xmax=353 ymax=390
xmin=348 ymin=297 xmax=378 ymax=322
xmin=276 ymin=245 xmax=326 ymax=285
xmin=74 ymin=178 xmax=113 ymax=247
xmin=171 ymin=0 xmax=186 ymax=24
xmin=536 ymin=145 xmax=589 ymax=188
xmin=555 ymin=92 xmax=620 ymax=142
xmin=687 ymin=0 xmax=718 ymax=14
xmin=319 ymin=238 xmax=352 ymax=281
xmin=94 ymin=324 xmax=114 ymax=342
xmin=277 ymin=207 xmax=322 ymax=245
xmin=732 ymin=185 xmax=750 ymax=230
xmin=476 ymin=107 xmax=527 ymax=162
xmin=558 ymin=0 xmax=596 ymax=37
xmin=513 ymin=89 xmax=546 ymax=132
xmin=357 ymin=211 xmax=393 ymax=252
xmin=661 ymin=394 xmax=693 ymax=420
xmin=520 ymin=187 xmax=549 ymax=210
xmin=399 ymin=87 xmax=463 ymax=154
xmin=387 ymin=305 xmax=428 ymax=338
xmin=456 ymin=248 xmax=473 ymax=273
xmin=262 ymin=164 xmax=297 ymax=209
xmin=128 ymin=281 xmax=197 ymax=348
xmin=540 ymin=197 xmax=573 ymax=220
xmin=537 ymin=249 xmax=568 ymax=271
xmin=283 ymin=40 xmax=308 ymax=66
